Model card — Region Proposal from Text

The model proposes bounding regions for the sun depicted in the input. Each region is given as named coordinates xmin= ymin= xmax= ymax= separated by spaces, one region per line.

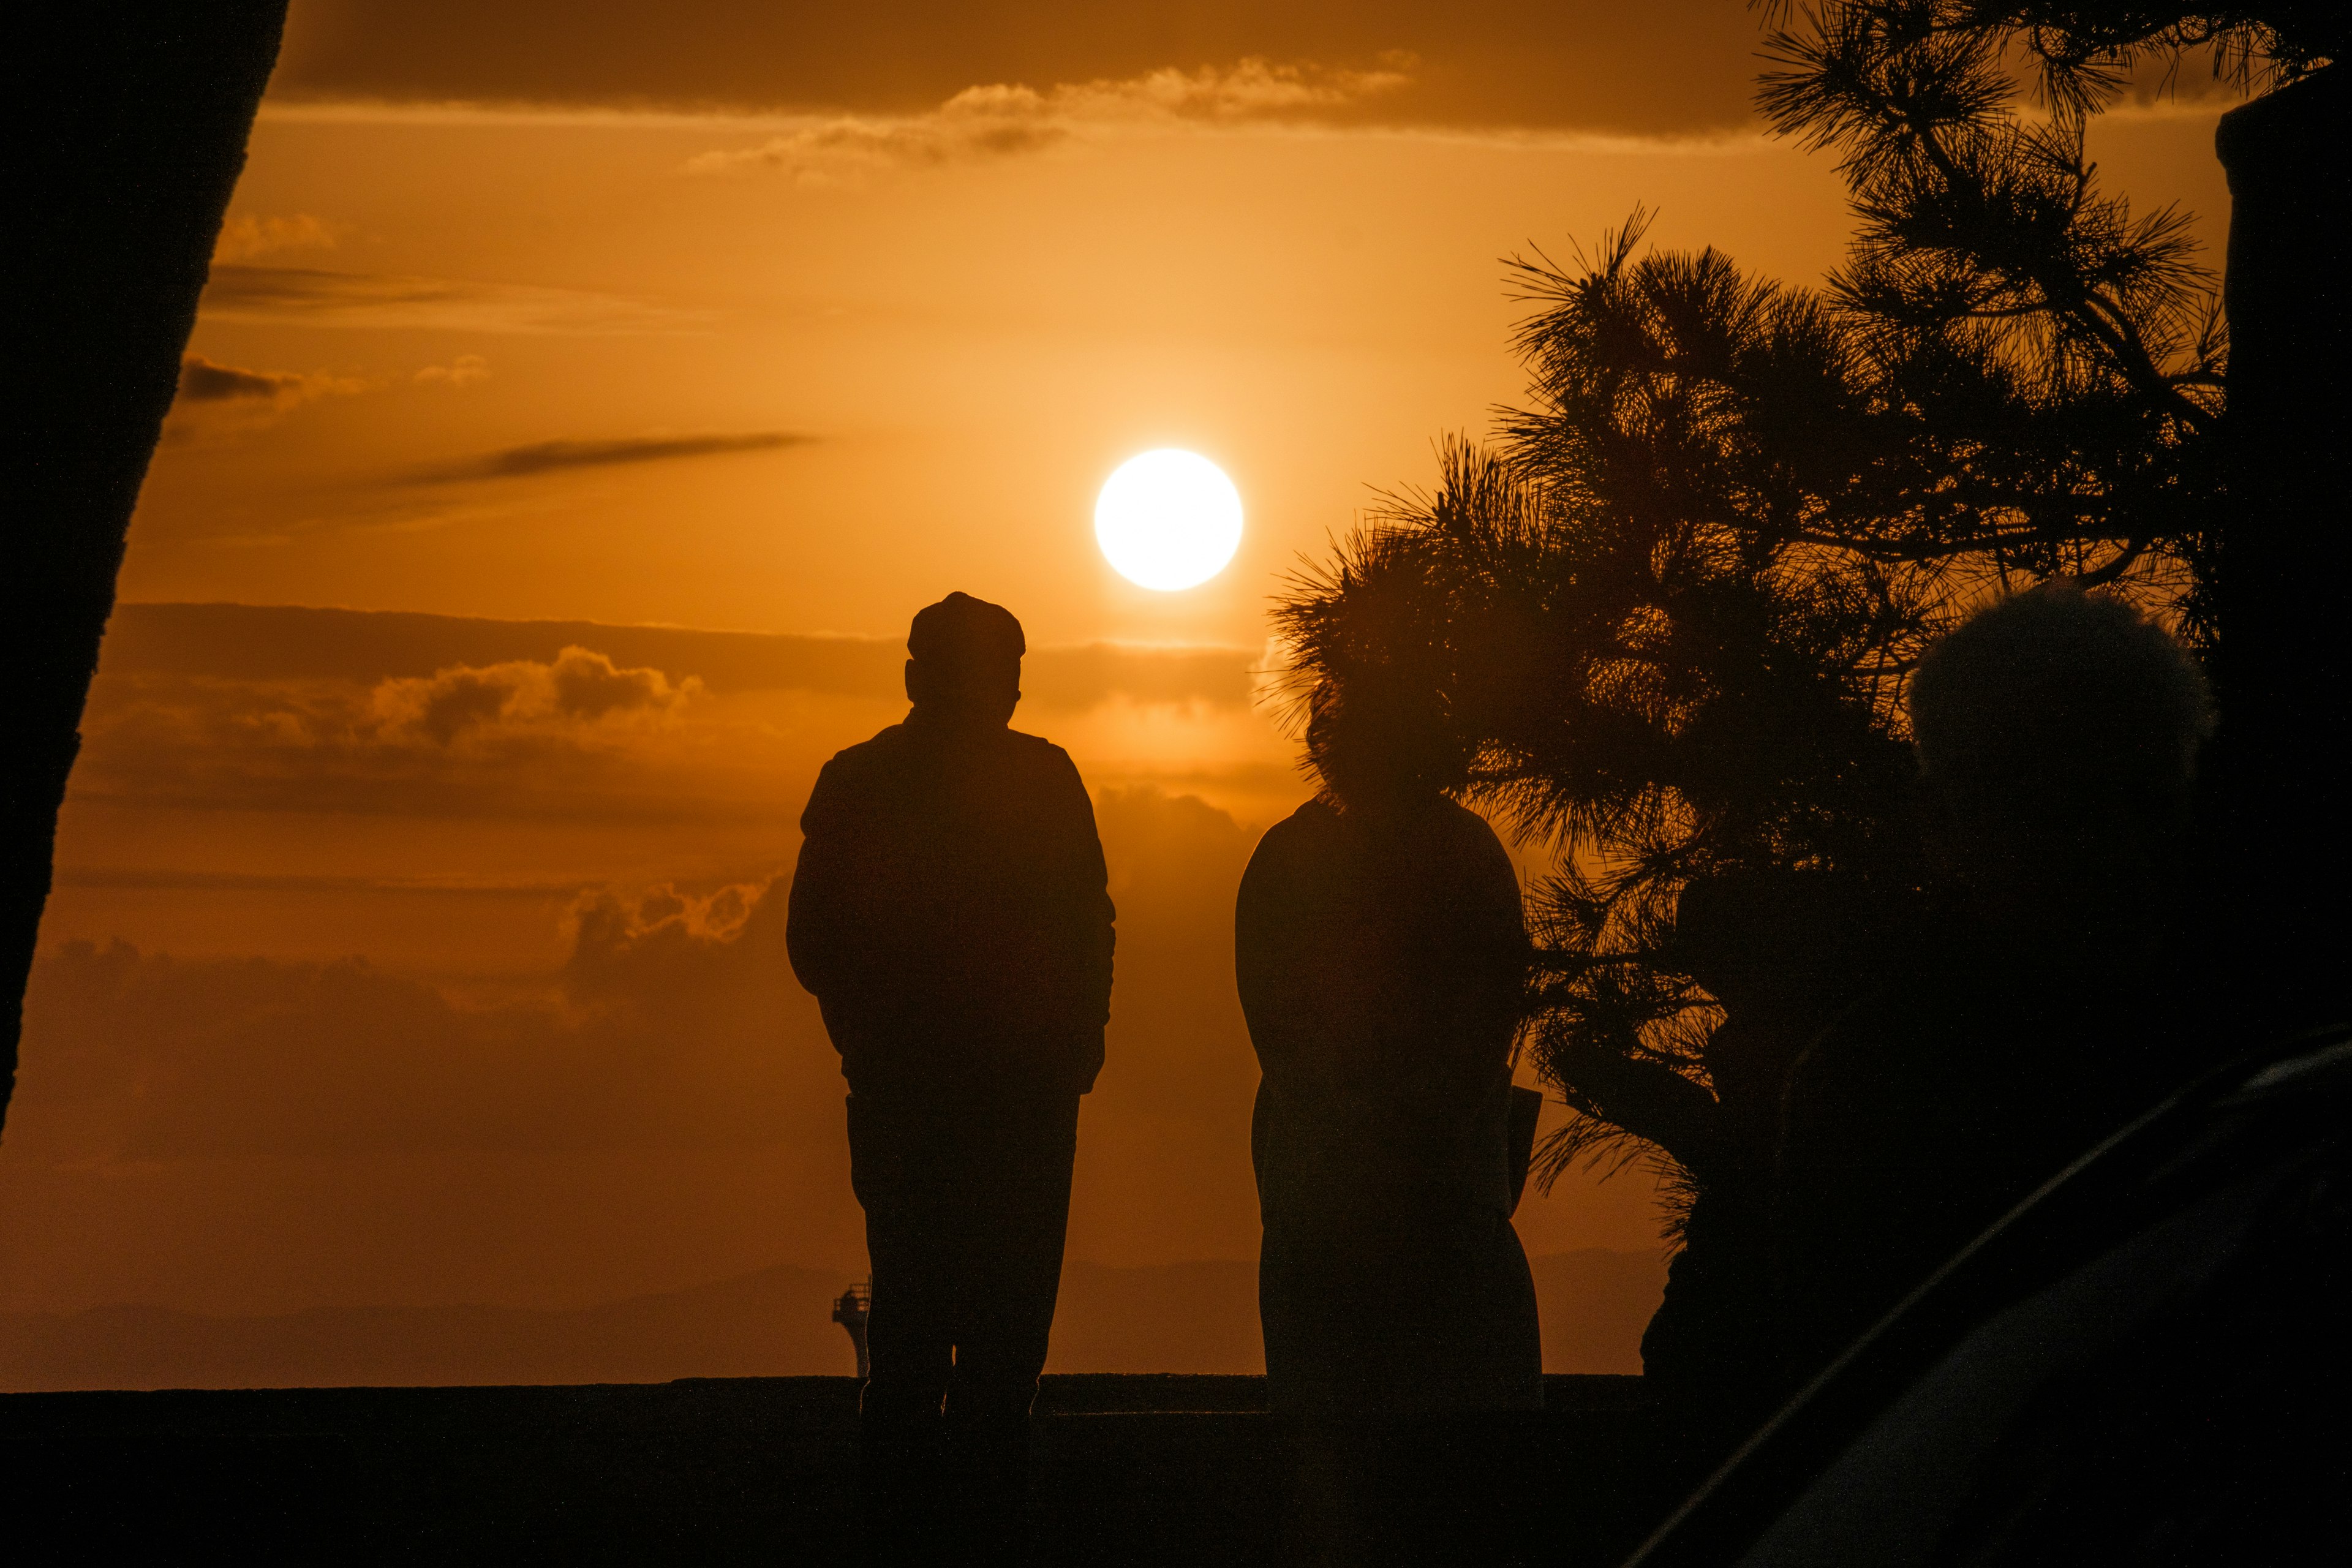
xmin=1095 ymin=450 xmax=1243 ymax=592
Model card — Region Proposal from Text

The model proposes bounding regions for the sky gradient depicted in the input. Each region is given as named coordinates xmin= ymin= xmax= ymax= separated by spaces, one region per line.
xmin=0 ymin=2 xmax=2244 ymax=1378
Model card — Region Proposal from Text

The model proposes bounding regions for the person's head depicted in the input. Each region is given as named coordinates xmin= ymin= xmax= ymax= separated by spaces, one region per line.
xmin=1305 ymin=670 xmax=1468 ymax=815
xmin=905 ymin=591 xmax=1024 ymax=728
xmin=1909 ymin=579 xmax=2214 ymax=895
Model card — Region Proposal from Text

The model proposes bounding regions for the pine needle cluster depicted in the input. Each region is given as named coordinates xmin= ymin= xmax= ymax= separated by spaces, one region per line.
xmin=1270 ymin=3 xmax=2333 ymax=1231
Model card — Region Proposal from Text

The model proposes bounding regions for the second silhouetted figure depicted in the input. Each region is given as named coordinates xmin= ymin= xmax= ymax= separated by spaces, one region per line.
xmin=787 ymin=592 xmax=1115 ymax=1566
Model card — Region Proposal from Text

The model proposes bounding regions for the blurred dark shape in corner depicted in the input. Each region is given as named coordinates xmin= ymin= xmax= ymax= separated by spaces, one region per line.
xmin=2211 ymin=57 xmax=2352 ymax=1042
xmin=1774 ymin=582 xmax=2215 ymax=1388
xmin=1632 ymin=1024 xmax=2352 ymax=1568
xmin=1 ymin=3 xmax=288 ymax=1136
xmin=786 ymin=591 xmax=1115 ymax=1567
xmin=1235 ymin=662 xmax=1544 ymax=1559
xmin=1653 ymin=17 xmax=2352 ymax=1561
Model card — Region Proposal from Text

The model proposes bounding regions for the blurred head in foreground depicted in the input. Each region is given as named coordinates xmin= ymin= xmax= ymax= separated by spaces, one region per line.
xmin=1306 ymin=670 xmax=1469 ymax=816
xmin=905 ymin=591 xmax=1024 ymax=728
xmin=1909 ymin=579 xmax=2213 ymax=908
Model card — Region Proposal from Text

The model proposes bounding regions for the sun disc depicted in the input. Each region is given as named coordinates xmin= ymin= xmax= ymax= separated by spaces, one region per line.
xmin=1095 ymin=450 xmax=1243 ymax=592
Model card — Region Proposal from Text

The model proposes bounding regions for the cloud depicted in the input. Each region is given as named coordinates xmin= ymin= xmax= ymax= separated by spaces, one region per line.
xmin=15 ymin=784 xmax=1267 ymax=1166
xmin=685 ymin=58 xmax=1411 ymax=180
xmin=99 ymin=603 xmax=1256 ymax=708
xmin=178 ymin=357 xmax=303 ymax=402
xmin=18 ymin=885 xmax=823 ymax=1159
xmin=7 ymin=773 xmax=1659 ymax=1352
xmin=1027 ymin=644 xmax=1252 ymax=709
xmin=198 ymin=266 xmax=704 ymax=334
xmin=269 ymin=1 xmax=1768 ymax=136
xmin=1068 ymin=55 xmax=1414 ymax=118
xmin=406 ymin=432 xmax=809 ymax=484
xmin=62 ymin=649 xmax=746 ymax=824
xmin=683 ymin=111 xmax=1059 ymax=181
xmin=175 ymin=355 xmax=369 ymax=409
xmin=213 ymin=213 xmax=351 ymax=262
xmin=413 ymin=353 xmax=490 ymax=386
xmin=1 ymin=786 xmax=1292 ymax=1352
xmin=164 ymin=356 xmax=372 ymax=439
xmin=63 ymin=606 xmax=1270 ymax=828
xmin=371 ymin=647 xmax=697 ymax=745
xmin=50 ymin=867 xmax=584 ymax=897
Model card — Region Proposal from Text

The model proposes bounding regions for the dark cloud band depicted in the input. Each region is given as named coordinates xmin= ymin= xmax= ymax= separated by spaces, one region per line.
xmin=274 ymin=1 xmax=1768 ymax=137
xmin=200 ymin=265 xmax=701 ymax=334
xmin=100 ymin=602 xmax=1256 ymax=707
xmin=409 ymin=432 xmax=810 ymax=484
xmin=177 ymin=355 xmax=304 ymax=401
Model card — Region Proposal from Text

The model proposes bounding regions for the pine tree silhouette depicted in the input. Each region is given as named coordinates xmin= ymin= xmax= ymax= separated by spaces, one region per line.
xmin=1272 ymin=4 xmax=2342 ymax=1235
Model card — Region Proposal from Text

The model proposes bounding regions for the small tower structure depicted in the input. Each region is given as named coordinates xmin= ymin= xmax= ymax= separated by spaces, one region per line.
xmin=831 ymin=1280 xmax=872 ymax=1379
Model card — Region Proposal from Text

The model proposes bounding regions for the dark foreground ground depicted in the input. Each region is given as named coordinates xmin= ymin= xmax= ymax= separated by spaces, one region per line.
xmin=0 ymin=1373 xmax=1700 ymax=1566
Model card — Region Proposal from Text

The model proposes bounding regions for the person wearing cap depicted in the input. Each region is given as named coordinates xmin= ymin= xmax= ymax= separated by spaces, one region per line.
xmin=786 ymin=592 xmax=1115 ymax=1562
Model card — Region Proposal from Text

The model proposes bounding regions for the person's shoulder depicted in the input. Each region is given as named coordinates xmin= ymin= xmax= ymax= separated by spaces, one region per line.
xmin=1430 ymin=794 xmax=1502 ymax=840
xmin=1244 ymin=799 xmax=1341 ymax=873
xmin=839 ymin=723 xmax=910 ymax=762
xmin=1001 ymin=726 xmax=1085 ymax=779
xmin=1261 ymin=797 xmax=1340 ymax=845
xmin=1238 ymin=801 xmax=1332 ymax=905
xmin=809 ymin=723 xmax=913 ymax=794
xmin=1781 ymin=1012 xmax=1883 ymax=1158
xmin=1787 ymin=973 xmax=1964 ymax=1123
xmin=1003 ymin=726 xmax=1065 ymax=758
xmin=831 ymin=722 xmax=911 ymax=764
xmin=1428 ymin=796 xmax=1515 ymax=867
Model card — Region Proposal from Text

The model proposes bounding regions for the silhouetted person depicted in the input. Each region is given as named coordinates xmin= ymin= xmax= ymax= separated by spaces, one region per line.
xmin=1774 ymin=581 xmax=2214 ymax=1385
xmin=1237 ymin=677 xmax=1542 ymax=1561
xmin=1635 ymin=862 xmax=1912 ymax=1438
xmin=786 ymin=592 xmax=1114 ymax=1564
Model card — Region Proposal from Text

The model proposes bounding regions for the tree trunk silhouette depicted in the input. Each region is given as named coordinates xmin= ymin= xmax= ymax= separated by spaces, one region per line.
xmin=2 ymin=5 xmax=287 ymax=1131
xmin=2214 ymin=64 xmax=2352 ymax=1036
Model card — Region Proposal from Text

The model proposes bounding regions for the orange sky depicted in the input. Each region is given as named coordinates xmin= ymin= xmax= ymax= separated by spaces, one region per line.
xmin=0 ymin=2 xmax=2244 ymax=1374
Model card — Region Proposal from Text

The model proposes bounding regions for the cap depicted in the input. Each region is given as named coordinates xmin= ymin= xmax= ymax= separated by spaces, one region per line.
xmin=907 ymin=591 xmax=1025 ymax=669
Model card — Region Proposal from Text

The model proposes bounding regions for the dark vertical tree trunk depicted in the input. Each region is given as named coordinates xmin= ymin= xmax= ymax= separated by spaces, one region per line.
xmin=2214 ymin=64 xmax=2352 ymax=1036
xmin=1 ymin=5 xmax=288 ymax=1132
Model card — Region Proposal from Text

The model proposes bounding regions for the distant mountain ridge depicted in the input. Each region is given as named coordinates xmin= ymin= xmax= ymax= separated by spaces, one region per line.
xmin=0 ymin=1250 xmax=1662 ymax=1392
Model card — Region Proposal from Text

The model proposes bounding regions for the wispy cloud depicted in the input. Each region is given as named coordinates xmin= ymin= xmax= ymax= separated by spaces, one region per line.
xmin=213 ymin=213 xmax=352 ymax=262
xmin=176 ymin=354 xmax=368 ymax=407
xmin=199 ymin=266 xmax=706 ymax=334
xmin=406 ymin=431 xmax=810 ymax=484
xmin=50 ymin=867 xmax=587 ymax=897
xmin=687 ymin=56 xmax=1412 ymax=181
xmin=165 ymin=355 xmax=372 ymax=440
xmin=101 ymin=602 xmax=1259 ymax=708
xmin=261 ymin=6 xmax=1779 ymax=138
xmin=415 ymin=353 xmax=492 ymax=387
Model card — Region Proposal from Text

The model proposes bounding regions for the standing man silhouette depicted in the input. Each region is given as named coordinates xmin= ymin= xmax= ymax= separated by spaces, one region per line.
xmin=787 ymin=592 xmax=1114 ymax=1564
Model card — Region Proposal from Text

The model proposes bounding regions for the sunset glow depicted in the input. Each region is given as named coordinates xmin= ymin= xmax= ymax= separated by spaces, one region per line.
xmin=1095 ymin=450 xmax=1244 ymax=591
xmin=1 ymin=0 xmax=2248 ymax=1387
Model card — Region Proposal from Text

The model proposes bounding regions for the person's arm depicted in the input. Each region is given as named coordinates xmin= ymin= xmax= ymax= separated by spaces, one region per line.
xmin=785 ymin=759 xmax=860 ymax=1008
xmin=1458 ymin=821 xmax=1533 ymax=1061
xmin=1050 ymin=750 xmax=1115 ymax=1090
xmin=1773 ymin=1020 xmax=1902 ymax=1377
xmin=1234 ymin=822 xmax=1317 ymax=1077
xmin=1408 ymin=814 xmax=1534 ymax=1116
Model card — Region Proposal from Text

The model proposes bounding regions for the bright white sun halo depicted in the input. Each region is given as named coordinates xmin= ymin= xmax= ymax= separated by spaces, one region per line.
xmin=1095 ymin=450 xmax=1243 ymax=592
